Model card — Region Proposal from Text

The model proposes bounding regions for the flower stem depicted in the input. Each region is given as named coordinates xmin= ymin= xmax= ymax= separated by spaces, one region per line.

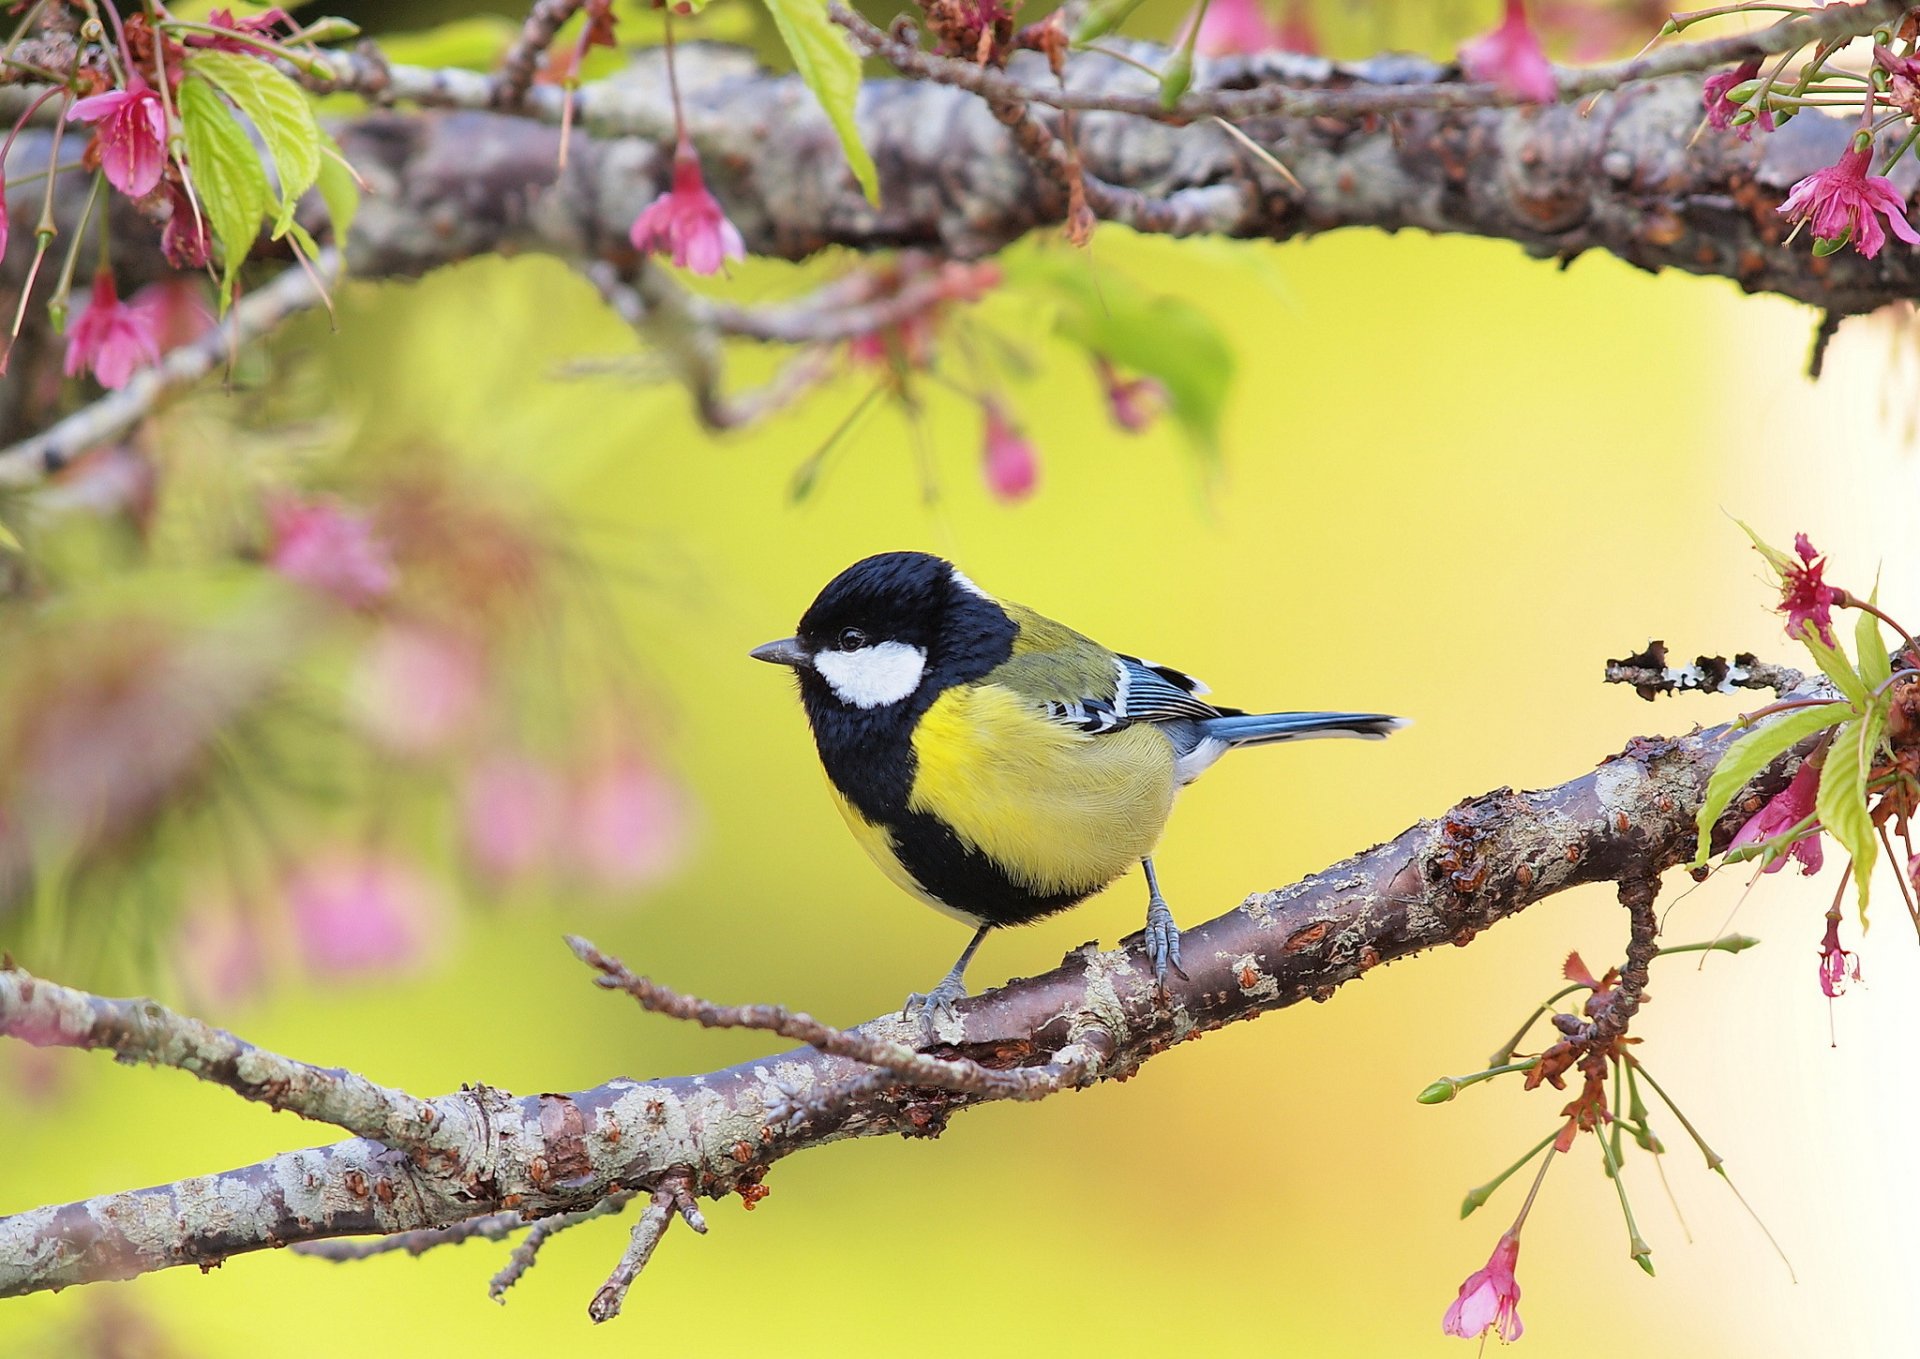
xmin=1593 ymin=1125 xmax=1655 ymax=1274
xmin=1459 ymin=1129 xmax=1559 ymax=1219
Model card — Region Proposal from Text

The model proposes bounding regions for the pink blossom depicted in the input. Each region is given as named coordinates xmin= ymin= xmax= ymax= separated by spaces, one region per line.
xmin=67 ymin=74 xmax=168 ymax=198
xmin=349 ymin=625 xmax=488 ymax=756
xmin=461 ymin=754 xmax=566 ymax=882
xmin=1276 ymin=1 xmax=1319 ymax=54
xmin=981 ymin=400 xmax=1038 ymax=502
xmin=1703 ymin=59 xmax=1773 ymax=140
xmin=1443 ymin=1230 xmax=1524 ymax=1343
xmin=173 ymin=905 xmax=268 ymax=1005
xmin=284 ymin=851 xmax=446 ymax=977
xmin=136 ymin=276 xmax=216 ymax=352
xmin=1777 ymin=531 xmax=1841 ymax=646
xmin=1818 ymin=913 xmax=1859 ymax=999
xmin=63 ymin=272 xmax=161 ymax=390
xmin=629 ymin=138 xmax=745 ymax=276
xmin=569 ymin=754 xmax=688 ymax=889
xmin=1196 ymin=0 xmax=1278 ymax=56
xmin=267 ymin=494 xmax=397 ymax=609
xmin=1778 ymin=139 xmax=1920 ymax=261
xmin=1460 ymin=0 xmax=1557 ymax=104
xmin=1729 ymin=759 xmax=1824 ymax=875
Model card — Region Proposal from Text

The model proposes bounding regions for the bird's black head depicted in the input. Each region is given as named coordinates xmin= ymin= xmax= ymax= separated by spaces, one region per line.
xmin=750 ymin=551 xmax=1016 ymax=714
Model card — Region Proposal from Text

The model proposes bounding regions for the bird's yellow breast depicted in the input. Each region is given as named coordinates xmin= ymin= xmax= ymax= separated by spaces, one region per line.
xmin=906 ymin=683 xmax=1177 ymax=896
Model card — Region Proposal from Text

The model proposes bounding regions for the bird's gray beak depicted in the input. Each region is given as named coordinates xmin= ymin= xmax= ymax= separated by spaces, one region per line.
xmin=750 ymin=637 xmax=811 ymax=669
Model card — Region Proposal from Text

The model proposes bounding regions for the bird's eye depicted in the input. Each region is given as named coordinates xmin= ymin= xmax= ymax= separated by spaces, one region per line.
xmin=836 ymin=627 xmax=868 ymax=651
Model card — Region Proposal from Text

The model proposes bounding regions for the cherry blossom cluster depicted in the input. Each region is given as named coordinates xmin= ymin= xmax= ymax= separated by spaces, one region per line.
xmin=0 ymin=4 xmax=356 ymax=388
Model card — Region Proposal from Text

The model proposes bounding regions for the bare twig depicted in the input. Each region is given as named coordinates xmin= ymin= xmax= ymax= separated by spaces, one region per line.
xmin=495 ymin=0 xmax=584 ymax=110
xmin=293 ymin=1212 xmax=528 ymax=1262
xmin=569 ymin=935 xmax=1108 ymax=1101
xmin=587 ymin=1175 xmax=689 ymax=1323
xmin=0 ymin=251 xmax=341 ymax=491
xmin=489 ymin=1192 xmax=636 ymax=1301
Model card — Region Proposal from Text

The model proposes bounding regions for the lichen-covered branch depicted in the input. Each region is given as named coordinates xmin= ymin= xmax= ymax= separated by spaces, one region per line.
xmin=0 ymin=664 xmax=1839 ymax=1305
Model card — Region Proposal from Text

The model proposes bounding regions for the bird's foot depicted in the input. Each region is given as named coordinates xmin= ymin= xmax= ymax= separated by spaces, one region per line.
xmin=1144 ymin=895 xmax=1187 ymax=993
xmin=902 ymin=975 xmax=968 ymax=1040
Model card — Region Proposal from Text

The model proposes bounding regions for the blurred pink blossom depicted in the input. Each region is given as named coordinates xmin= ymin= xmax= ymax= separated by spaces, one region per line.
xmin=981 ymin=401 xmax=1038 ymax=502
xmin=173 ymin=905 xmax=269 ymax=1005
xmin=349 ymin=625 xmax=488 ymax=756
xmin=461 ymin=754 xmax=567 ymax=882
xmin=1196 ymin=0 xmax=1277 ymax=56
xmin=268 ymin=494 xmax=397 ymax=610
xmin=64 ymin=273 xmax=160 ymax=390
xmin=285 ymin=851 xmax=446 ymax=976
xmin=1460 ymin=0 xmax=1557 ymax=103
xmin=630 ymin=138 xmax=745 ymax=275
xmin=569 ymin=753 xmax=688 ymax=889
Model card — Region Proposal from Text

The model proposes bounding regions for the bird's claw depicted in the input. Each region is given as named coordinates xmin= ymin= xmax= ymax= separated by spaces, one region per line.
xmin=1144 ymin=896 xmax=1187 ymax=993
xmin=902 ymin=976 xmax=968 ymax=1040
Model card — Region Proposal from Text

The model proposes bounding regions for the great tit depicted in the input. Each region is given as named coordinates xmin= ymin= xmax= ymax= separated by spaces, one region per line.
xmin=752 ymin=551 xmax=1405 ymax=1023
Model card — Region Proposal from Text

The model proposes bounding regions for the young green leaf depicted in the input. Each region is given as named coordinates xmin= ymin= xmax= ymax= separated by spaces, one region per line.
xmin=1693 ymin=702 xmax=1851 ymax=866
xmin=1800 ymin=625 xmax=1870 ymax=707
xmin=1815 ymin=707 xmax=1886 ymax=919
xmin=178 ymin=76 xmax=272 ymax=308
xmin=1856 ymin=589 xmax=1890 ymax=690
xmin=185 ymin=50 xmax=322 ymax=234
xmin=760 ymin=0 xmax=880 ymax=205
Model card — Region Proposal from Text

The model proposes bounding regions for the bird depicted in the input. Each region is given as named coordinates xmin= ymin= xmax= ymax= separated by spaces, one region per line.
xmin=750 ymin=550 xmax=1406 ymax=1026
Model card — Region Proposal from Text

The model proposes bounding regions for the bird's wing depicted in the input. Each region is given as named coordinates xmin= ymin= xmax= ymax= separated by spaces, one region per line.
xmin=1112 ymin=653 xmax=1226 ymax=722
xmin=989 ymin=604 xmax=1222 ymax=732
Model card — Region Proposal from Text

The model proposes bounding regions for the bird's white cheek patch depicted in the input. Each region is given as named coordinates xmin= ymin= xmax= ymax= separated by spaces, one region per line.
xmin=814 ymin=641 xmax=928 ymax=708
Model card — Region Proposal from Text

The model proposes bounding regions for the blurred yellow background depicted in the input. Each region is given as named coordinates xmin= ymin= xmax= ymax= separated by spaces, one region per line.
xmin=5 ymin=214 xmax=1919 ymax=1357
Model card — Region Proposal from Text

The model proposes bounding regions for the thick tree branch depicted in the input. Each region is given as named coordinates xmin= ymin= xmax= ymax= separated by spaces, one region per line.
xmin=0 ymin=664 xmax=1839 ymax=1304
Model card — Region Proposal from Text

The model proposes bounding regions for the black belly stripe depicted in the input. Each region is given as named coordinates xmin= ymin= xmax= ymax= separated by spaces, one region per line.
xmin=884 ymin=808 xmax=1096 ymax=928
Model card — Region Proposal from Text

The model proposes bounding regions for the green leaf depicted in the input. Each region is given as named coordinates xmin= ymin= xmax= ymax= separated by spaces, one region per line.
xmin=1815 ymin=708 xmax=1887 ymax=921
xmin=1000 ymin=249 xmax=1235 ymax=460
xmin=1857 ymin=586 xmax=1891 ymax=690
xmin=1800 ymin=625 xmax=1870 ymax=707
xmin=313 ymin=129 xmax=360 ymax=247
xmin=760 ymin=0 xmax=880 ymax=205
xmin=0 ymin=518 xmax=20 ymax=553
xmin=1693 ymin=702 xmax=1851 ymax=866
xmin=178 ymin=76 xmax=272 ymax=308
xmin=185 ymin=50 xmax=322 ymax=238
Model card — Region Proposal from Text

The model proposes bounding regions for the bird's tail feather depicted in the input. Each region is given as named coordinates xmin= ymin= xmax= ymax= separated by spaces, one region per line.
xmin=1198 ymin=712 xmax=1408 ymax=746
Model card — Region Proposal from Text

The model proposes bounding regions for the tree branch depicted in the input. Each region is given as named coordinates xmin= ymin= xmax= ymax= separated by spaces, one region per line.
xmin=0 ymin=662 xmax=1840 ymax=1305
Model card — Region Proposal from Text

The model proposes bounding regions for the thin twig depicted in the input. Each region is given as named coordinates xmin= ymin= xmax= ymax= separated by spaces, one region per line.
xmin=494 ymin=0 xmax=583 ymax=110
xmin=293 ymin=1212 xmax=527 ymax=1262
xmin=586 ymin=1177 xmax=684 ymax=1324
xmin=568 ymin=935 xmax=1107 ymax=1101
xmin=489 ymin=1191 xmax=635 ymax=1301
xmin=1603 ymin=641 xmax=1803 ymax=701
